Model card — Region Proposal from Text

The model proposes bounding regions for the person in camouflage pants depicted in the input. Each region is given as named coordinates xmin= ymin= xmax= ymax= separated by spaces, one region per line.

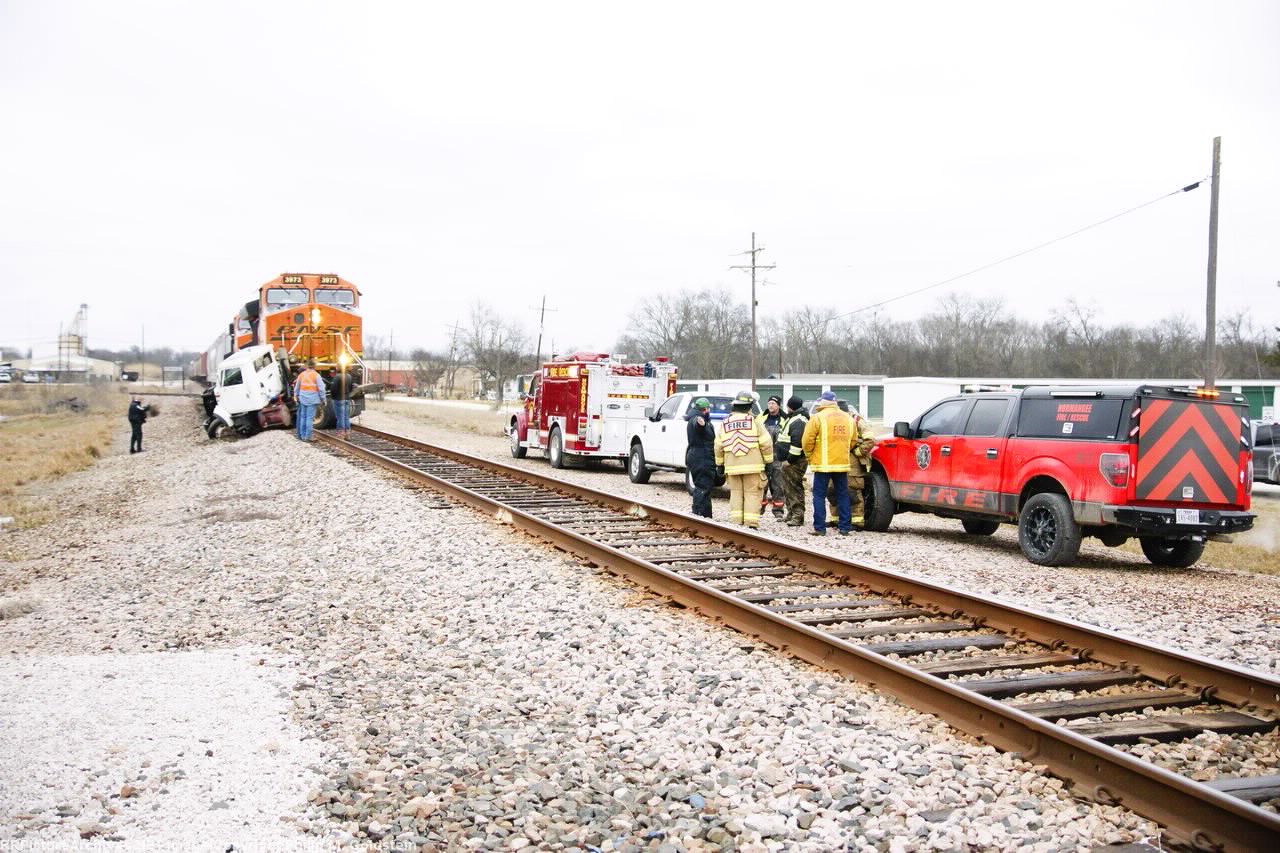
xmin=777 ymin=396 xmax=809 ymax=526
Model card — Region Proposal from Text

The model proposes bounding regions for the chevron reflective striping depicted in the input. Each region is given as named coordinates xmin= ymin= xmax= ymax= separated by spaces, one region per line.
xmin=1135 ymin=398 xmax=1244 ymax=503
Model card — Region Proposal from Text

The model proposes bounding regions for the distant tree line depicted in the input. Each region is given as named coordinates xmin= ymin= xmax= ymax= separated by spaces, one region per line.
xmin=87 ymin=345 xmax=200 ymax=368
xmin=616 ymin=289 xmax=1280 ymax=380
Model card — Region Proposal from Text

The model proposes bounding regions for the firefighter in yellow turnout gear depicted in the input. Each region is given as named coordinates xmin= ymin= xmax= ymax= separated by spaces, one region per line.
xmin=713 ymin=391 xmax=774 ymax=528
xmin=826 ymin=405 xmax=878 ymax=526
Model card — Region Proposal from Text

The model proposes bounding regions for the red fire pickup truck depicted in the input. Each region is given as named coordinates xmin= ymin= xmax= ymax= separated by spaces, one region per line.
xmin=863 ymin=384 xmax=1256 ymax=567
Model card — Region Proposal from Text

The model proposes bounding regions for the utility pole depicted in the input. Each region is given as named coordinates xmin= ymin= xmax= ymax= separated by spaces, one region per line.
xmin=730 ymin=232 xmax=776 ymax=391
xmin=445 ymin=320 xmax=462 ymax=398
xmin=140 ymin=324 xmax=145 ymax=382
xmin=529 ymin=295 xmax=557 ymax=367
xmin=1204 ymin=136 xmax=1221 ymax=390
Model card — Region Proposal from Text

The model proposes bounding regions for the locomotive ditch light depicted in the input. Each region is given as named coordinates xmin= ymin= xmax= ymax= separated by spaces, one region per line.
xmin=311 ymin=307 xmax=322 ymax=326
xmin=338 ymin=351 xmax=351 ymax=367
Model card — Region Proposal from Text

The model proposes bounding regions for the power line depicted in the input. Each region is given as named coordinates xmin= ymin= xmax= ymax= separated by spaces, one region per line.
xmin=826 ymin=176 xmax=1210 ymax=324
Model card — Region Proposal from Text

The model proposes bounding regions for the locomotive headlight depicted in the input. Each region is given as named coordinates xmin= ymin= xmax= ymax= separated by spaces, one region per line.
xmin=338 ymin=351 xmax=351 ymax=367
xmin=310 ymin=307 xmax=322 ymax=326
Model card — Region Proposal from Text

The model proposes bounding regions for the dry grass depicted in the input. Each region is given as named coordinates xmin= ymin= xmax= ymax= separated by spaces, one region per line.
xmin=0 ymin=384 xmax=124 ymax=528
xmin=1118 ymin=493 xmax=1280 ymax=575
xmin=371 ymin=396 xmax=515 ymax=437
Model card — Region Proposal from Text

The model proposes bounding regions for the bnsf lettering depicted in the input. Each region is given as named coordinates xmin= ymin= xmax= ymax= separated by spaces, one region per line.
xmin=274 ymin=324 xmax=359 ymax=336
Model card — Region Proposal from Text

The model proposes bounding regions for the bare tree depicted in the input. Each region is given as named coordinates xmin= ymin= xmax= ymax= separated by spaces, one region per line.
xmin=410 ymin=348 xmax=449 ymax=397
xmin=465 ymin=302 xmax=529 ymax=406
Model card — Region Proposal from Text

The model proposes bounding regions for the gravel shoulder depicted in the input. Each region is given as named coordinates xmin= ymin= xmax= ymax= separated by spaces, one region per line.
xmin=0 ymin=400 xmax=1241 ymax=850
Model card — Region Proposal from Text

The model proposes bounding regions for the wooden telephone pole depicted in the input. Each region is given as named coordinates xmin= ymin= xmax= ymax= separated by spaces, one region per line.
xmin=730 ymin=232 xmax=776 ymax=391
xmin=1204 ymin=136 xmax=1221 ymax=390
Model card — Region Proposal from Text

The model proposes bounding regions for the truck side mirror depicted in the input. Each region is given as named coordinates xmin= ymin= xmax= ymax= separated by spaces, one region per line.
xmin=643 ymin=406 xmax=656 ymax=421
xmin=893 ymin=421 xmax=911 ymax=439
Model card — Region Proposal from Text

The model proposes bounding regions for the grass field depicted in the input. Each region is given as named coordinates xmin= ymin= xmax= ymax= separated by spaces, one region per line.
xmin=0 ymin=384 xmax=126 ymax=528
xmin=372 ymin=396 xmax=514 ymax=436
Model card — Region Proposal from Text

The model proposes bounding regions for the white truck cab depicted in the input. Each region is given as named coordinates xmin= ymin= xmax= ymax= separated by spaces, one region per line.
xmin=206 ymin=345 xmax=293 ymax=438
xmin=626 ymin=392 xmax=761 ymax=489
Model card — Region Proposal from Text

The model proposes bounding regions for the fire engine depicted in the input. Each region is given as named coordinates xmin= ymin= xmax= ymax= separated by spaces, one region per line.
xmin=190 ymin=273 xmax=368 ymax=438
xmin=508 ymin=353 xmax=678 ymax=468
xmin=863 ymin=384 xmax=1256 ymax=567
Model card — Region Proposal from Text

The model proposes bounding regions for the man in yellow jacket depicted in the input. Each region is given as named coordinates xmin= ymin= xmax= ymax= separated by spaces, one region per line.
xmin=801 ymin=391 xmax=857 ymax=535
xmin=826 ymin=404 xmax=878 ymax=526
xmin=713 ymin=391 xmax=774 ymax=528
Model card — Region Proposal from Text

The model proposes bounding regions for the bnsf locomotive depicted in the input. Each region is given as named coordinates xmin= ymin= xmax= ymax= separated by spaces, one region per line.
xmin=190 ymin=273 xmax=367 ymax=438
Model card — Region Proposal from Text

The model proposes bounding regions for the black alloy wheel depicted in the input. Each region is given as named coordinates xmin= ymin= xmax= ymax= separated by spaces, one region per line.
xmin=861 ymin=468 xmax=895 ymax=532
xmin=1017 ymin=492 xmax=1082 ymax=566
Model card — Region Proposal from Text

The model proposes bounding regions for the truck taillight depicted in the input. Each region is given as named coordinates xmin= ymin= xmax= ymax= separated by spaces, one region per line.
xmin=1246 ymin=461 xmax=1254 ymax=495
xmin=578 ymin=415 xmax=588 ymax=435
xmin=1099 ymin=453 xmax=1129 ymax=488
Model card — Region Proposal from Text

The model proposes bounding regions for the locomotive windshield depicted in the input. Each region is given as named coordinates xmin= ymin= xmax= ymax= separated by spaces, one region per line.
xmin=265 ymin=288 xmax=309 ymax=310
xmin=314 ymin=289 xmax=355 ymax=306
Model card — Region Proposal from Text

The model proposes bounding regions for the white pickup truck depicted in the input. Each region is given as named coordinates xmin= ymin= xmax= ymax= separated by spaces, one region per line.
xmin=625 ymin=392 xmax=761 ymax=491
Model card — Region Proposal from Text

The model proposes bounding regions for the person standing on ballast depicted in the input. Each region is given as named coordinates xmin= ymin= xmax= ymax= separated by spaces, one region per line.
xmin=685 ymin=397 xmax=716 ymax=518
xmin=127 ymin=397 xmax=148 ymax=454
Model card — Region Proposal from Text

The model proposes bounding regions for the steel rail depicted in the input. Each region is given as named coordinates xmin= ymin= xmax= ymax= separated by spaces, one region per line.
xmin=318 ymin=425 xmax=1280 ymax=851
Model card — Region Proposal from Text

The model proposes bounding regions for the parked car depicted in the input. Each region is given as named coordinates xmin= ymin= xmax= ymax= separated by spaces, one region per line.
xmin=21 ymin=372 xmax=40 ymax=384
xmin=0 ymin=370 xmax=11 ymax=384
xmin=1254 ymin=422 xmax=1278 ymax=485
xmin=863 ymin=384 xmax=1256 ymax=567
xmin=627 ymin=391 xmax=760 ymax=491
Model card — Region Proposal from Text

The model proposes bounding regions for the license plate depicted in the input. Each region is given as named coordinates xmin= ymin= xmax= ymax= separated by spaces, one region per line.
xmin=1175 ymin=508 xmax=1200 ymax=525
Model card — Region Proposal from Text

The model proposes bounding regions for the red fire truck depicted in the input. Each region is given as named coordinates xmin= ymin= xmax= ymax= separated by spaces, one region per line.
xmin=508 ymin=353 xmax=678 ymax=468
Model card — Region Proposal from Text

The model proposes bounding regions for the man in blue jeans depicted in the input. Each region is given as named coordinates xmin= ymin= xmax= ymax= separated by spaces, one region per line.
xmin=331 ymin=366 xmax=353 ymax=438
xmin=800 ymin=391 xmax=857 ymax=535
xmin=293 ymin=358 xmax=327 ymax=441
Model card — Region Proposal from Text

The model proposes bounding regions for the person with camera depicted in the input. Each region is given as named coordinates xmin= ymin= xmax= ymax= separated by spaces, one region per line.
xmin=127 ymin=397 xmax=149 ymax=454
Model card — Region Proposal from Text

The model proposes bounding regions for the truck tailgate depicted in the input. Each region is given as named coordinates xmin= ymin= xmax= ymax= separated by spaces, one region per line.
xmin=1134 ymin=396 xmax=1248 ymax=506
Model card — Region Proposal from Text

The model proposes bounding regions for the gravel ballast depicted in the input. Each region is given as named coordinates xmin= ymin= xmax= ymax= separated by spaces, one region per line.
xmin=362 ymin=404 xmax=1280 ymax=676
xmin=4 ymin=398 xmax=1271 ymax=849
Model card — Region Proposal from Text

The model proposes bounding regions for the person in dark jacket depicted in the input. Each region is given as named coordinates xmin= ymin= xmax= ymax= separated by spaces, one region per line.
xmin=127 ymin=397 xmax=149 ymax=454
xmin=331 ymin=366 xmax=353 ymax=438
xmin=760 ymin=395 xmax=786 ymax=520
xmin=778 ymin=395 xmax=809 ymax=526
xmin=685 ymin=397 xmax=716 ymax=518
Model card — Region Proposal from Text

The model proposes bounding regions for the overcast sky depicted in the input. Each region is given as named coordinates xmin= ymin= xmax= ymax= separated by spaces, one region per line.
xmin=2 ymin=1 xmax=1277 ymax=361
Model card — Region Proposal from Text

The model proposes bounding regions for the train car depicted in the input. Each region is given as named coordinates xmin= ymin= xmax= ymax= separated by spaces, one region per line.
xmin=199 ymin=273 xmax=368 ymax=437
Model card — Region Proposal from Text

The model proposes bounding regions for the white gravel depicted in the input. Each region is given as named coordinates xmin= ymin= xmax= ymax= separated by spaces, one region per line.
xmin=5 ymin=397 xmax=1269 ymax=849
xmin=0 ymin=646 xmax=323 ymax=850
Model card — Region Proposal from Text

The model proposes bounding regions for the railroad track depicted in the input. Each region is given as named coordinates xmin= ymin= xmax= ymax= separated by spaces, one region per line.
xmin=317 ymin=425 xmax=1280 ymax=851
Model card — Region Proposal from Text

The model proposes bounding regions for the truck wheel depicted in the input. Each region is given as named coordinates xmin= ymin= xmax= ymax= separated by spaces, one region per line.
xmin=961 ymin=519 xmax=1000 ymax=536
xmin=206 ymin=419 xmax=228 ymax=440
xmin=548 ymin=427 xmax=566 ymax=469
xmin=628 ymin=443 xmax=651 ymax=484
xmin=1139 ymin=537 xmax=1205 ymax=568
xmin=509 ymin=423 xmax=527 ymax=458
xmin=1018 ymin=493 xmax=1082 ymax=566
xmin=862 ymin=468 xmax=895 ymax=532
xmin=314 ymin=400 xmax=335 ymax=430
